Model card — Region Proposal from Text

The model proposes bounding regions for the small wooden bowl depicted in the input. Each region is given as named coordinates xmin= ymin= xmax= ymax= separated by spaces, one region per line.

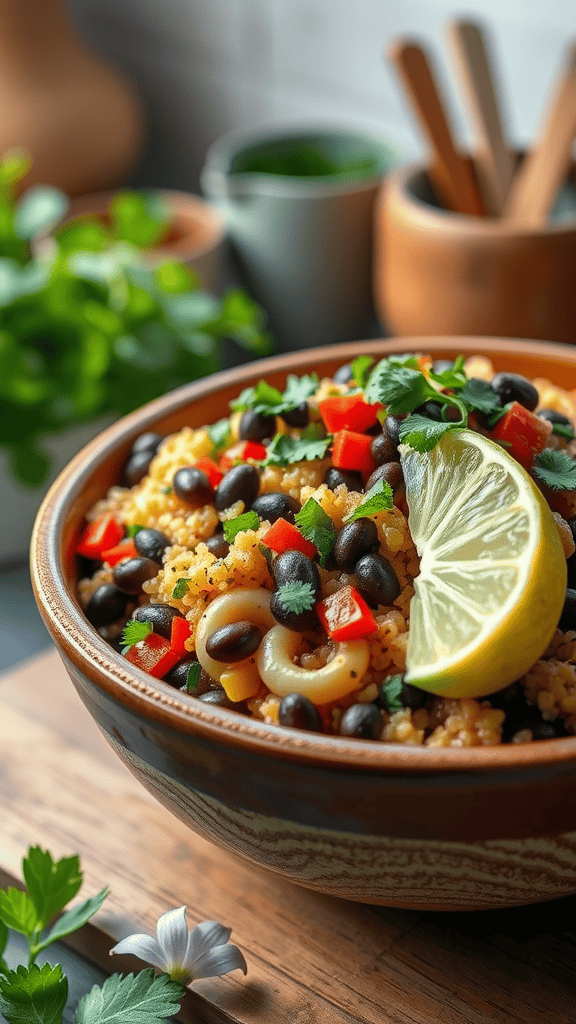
xmin=374 ymin=162 xmax=576 ymax=345
xmin=31 ymin=337 xmax=576 ymax=911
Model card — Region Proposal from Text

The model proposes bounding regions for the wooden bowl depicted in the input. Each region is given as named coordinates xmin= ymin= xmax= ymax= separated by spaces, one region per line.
xmin=374 ymin=162 xmax=576 ymax=345
xmin=31 ymin=337 xmax=576 ymax=911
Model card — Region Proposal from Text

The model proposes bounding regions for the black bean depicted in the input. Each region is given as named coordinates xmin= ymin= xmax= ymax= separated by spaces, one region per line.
xmin=340 ymin=703 xmax=382 ymax=739
xmin=272 ymin=550 xmax=321 ymax=595
xmin=333 ymin=363 xmax=353 ymax=384
xmin=383 ymin=414 xmax=406 ymax=445
xmin=134 ymin=528 xmax=170 ymax=564
xmin=251 ymin=491 xmax=301 ymax=525
xmin=354 ymin=553 xmax=400 ymax=607
xmin=413 ymin=400 xmax=444 ymax=421
xmin=173 ymin=467 xmax=214 ymax=508
xmin=199 ymin=688 xmax=238 ymax=709
xmin=205 ymin=621 xmax=263 ymax=662
xmin=281 ymin=402 xmax=310 ymax=428
xmin=538 ymin=408 xmax=572 ymax=426
xmin=164 ymin=655 xmax=200 ymax=690
xmin=278 ymin=693 xmax=323 ymax=731
xmin=240 ymin=409 xmax=276 ymax=442
xmin=334 ymin=518 xmax=378 ymax=573
xmin=133 ymin=603 xmax=184 ymax=640
xmin=505 ymin=703 xmax=568 ymax=741
xmin=131 ymin=432 xmax=163 ymax=456
xmin=113 ymin=556 xmax=158 ymax=595
xmin=324 ymin=466 xmax=364 ymax=493
xmin=270 ymin=590 xmax=319 ymax=632
xmin=370 ymin=432 xmax=398 ymax=465
xmin=366 ymin=461 xmax=404 ymax=493
xmin=491 ymin=372 xmax=539 ymax=412
xmin=487 ymin=681 xmax=524 ymax=710
xmin=123 ymin=449 xmax=154 ymax=487
xmin=399 ymin=680 xmax=429 ymax=710
xmin=205 ymin=534 xmax=230 ymax=559
xmin=559 ymin=589 xmax=576 ymax=632
xmin=86 ymin=584 xmax=130 ymax=627
xmin=215 ymin=464 xmax=260 ymax=511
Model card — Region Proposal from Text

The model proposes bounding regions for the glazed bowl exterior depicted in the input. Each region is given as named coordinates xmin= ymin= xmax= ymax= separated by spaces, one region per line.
xmin=31 ymin=337 xmax=576 ymax=911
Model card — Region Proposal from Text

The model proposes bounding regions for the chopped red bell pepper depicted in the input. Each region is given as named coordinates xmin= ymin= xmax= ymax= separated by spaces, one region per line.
xmin=332 ymin=430 xmax=376 ymax=476
xmin=219 ymin=441 xmax=267 ymax=471
xmin=170 ymin=615 xmax=192 ymax=656
xmin=317 ymin=585 xmax=378 ymax=641
xmin=125 ymin=632 xmax=181 ymax=679
xmin=263 ymin=518 xmax=317 ymax=559
xmin=490 ymin=402 xmax=552 ymax=469
xmin=100 ymin=540 xmax=138 ymax=566
xmin=194 ymin=456 xmax=223 ymax=488
xmin=76 ymin=513 xmax=123 ymax=559
xmin=318 ymin=395 xmax=380 ymax=433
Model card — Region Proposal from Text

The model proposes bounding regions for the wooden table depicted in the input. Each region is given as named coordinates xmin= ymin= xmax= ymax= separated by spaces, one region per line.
xmin=1 ymin=649 xmax=576 ymax=1023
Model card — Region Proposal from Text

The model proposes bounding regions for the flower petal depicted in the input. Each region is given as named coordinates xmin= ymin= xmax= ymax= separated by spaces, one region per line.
xmin=156 ymin=906 xmax=190 ymax=969
xmin=109 ymin=933 xmax=166 ymax=970
xmin=187 ymin=921 xmax=232 ymax=969
xmin=192 ymin=943 xmax=248 ymax=980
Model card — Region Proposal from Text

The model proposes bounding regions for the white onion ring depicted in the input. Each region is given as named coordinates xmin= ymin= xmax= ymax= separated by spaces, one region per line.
xmin=196 ymin=588 xmax=275 ymax=681
xmin=257 ymin=626 xmax=370 ymax=705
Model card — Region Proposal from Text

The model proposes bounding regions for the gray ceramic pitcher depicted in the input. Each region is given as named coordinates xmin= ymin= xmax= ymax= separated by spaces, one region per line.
xmin=200 ymin=123 xmax=393 ymax=351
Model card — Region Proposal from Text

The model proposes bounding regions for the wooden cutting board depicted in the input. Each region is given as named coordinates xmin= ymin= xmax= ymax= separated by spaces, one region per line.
xmin=1 ymin=648 xmax=576 ymax=1023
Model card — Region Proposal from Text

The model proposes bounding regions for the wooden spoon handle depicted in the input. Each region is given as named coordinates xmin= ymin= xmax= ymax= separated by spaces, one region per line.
xmin=445 ymin=19 xmax=515 ymax=215
xmin=503 ymin=42 xmax=576 ymax=226
xmin=388 ymin=39 xmax=485 ymax=216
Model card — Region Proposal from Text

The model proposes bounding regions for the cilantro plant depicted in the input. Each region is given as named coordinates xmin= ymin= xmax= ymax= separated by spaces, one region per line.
xmin=294 ymin=498 xmax=336 ymax=566
xmin=0 ymin=846 xmax=246 ymax=1023
xmin=0 ymin=151 xmax=272 ymax=487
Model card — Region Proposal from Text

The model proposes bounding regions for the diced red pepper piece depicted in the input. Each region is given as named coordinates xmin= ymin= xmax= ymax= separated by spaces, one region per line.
xmin=194 ymin=457 xmax=223 ymax=488
xmin=77 ymin=513 xmax=123 ymax=559
xmin=490 ymin=402 xmax=552 ymax=469
xmin=219 ymin=441 xmax=267 ymax=471
xmin=125 ymin=632 xmax=181 ymax=679
xmin=332 ymin=430 xmax=376 ymax=476
xmin=263 ymin=518 xmax=317 ymax=559
xmin=318 ymin=395 xmax=380 ymax=433
xmin=243 ymin=441 xmax=267 ymax=461
xmin=170 ymin=615 xmax=192 ymax=656
xmin=317 ymin=585 xmax=378 ymax=641
xmin=101 ymin=540 xmax=138 ymax=566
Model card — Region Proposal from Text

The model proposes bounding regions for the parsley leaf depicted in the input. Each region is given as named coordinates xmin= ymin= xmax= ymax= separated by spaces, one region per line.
xmin=126 ymin=524 xmax=144 ymax=538
xmin=429 ymin=355 xmax=467 ymax=389
xmin=223 ymin=510 xmax=260 ymax=543
xmin=208 ymin=417 xmax=231 ymax=453
xmin=22 ymin=847 xmax=82 ymax=930
xmin=229 ymin=385 xmax=258 ymax=412
xmin=185 ymin=662 xmax=201 ymax=694
xmin=398 ymin=415 xmax=460 ymax=453
xmin=172 ymin=578 xmax=190 ymax=599
xmin=76 ymin=969 xmax=184 ymax=1024
xmin=279 ymin=373 xmax=319 ymax=410
xmin=36 ymin=888 xmax=109 ymax=952
xmin=364 ymin=363 xmax=436 ymax=412
xmin=351 ymin=355 xmax=374 ymax=389
xmin=380 ymin=674 xmax=404 ymax=712
xmin=230 ymin=374 xmax=319 ymax=416
xmin=553 ymin=422 xmax=576 ymax=440
xmin=533 ymin=449 xmax=576 ymax=491
xmin=459 ymin=378 xmax=503 ymax=416
xmin=344 ymin=479 xmax=394 ymax=522
xmin=121 ymin=620 xmax=153 ymax=648
xmin=276 ymin=581 xmax=316 ymax=614
xmin=0 ymin=963 xmax=68 ymax=1024
xmin=260 ymin=430 xmax=332 ymax=467
xmin=294 ymin=498 xmax=336 ymax=565
xmin=0 ymin=889 xmax=38 ymax=939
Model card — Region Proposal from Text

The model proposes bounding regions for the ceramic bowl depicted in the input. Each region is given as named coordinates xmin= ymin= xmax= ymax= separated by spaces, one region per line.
xmin=31 ymin=337 xmax=576 ymax=911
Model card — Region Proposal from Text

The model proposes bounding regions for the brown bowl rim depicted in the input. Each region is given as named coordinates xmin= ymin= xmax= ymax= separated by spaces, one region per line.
xmin=31 ymin=336 xmax=576 ymax=774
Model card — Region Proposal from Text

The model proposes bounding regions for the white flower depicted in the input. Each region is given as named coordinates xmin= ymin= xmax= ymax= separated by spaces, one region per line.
xmin=110 ymin=906 xmax=247 ymax=985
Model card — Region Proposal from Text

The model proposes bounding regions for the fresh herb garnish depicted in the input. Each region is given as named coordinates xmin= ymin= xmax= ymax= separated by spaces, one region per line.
xmin=223 ymin=510 xmax=260 ymax=543
xmin=533 ymin=449 xmax=576 ymax=491
xmin=398 ymin=414 xmax=461 ymax=453
xmin=428 ymin=355 xmax=467 ymax=389
xmin=459 ymin=378 xmax=503 ymax=416
xmin=380 ymin=674 xmax=404 ymax=712
xmin=229 ymin=373 xmax=319 ymax=416
xmin=121 ymin=620 xmax=153 ymax=649
xmin=276 ymin=581 xmax=316 ymax=614
xmin=364 ymin=363 xmax=432 ymax=411
xmin=351 ymin=355 xmax=374 ymax=389
xmin=208 ymin=418 xmax=231 ymax=453
xmin=161 ymin=485 xmax=172 ymax=495
xmin=185 ymin=662 xmax=201 ymax=694
xmin=260 ymin=428 xmax=332 ymax=467
xmin=294 ymin=497 xmax=336 ymax=565
xmin=126 ymin=524 xmax=144 ymax=538
xmin=172 ymin=578 xmax=190 ymax=599
xmin=552 ymin=422 xmax=576 ymax=440
xmin=344 ymin=479 xmax=394 ymax=522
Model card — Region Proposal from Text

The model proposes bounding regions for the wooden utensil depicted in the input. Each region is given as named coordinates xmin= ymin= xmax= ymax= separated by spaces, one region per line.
xmin=503 ymin=42 xmax=576 ymax=226
xmin=445 ymin=18 xmax=516 ymax=215
xmin=388 ymin=39 xmax=486 ymax=216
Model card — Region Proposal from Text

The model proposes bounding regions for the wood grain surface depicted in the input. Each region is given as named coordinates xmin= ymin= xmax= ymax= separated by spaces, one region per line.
xmin=1 ymin=648 xmax=576 ymax=1023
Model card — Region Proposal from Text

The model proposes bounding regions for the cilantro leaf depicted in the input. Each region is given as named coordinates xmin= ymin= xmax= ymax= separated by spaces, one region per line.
xmin=398 ymin=415 xmax=459 ymax=453
xmin=76 ymin=969 xmax=184 ymax=1024
xmin=208 ymin=417 xmax=232 ymax=453
xmin=276 ymin=581 xmax=316 ymax=614
xmin=229 ymin=385 xmax=257 ymax=412
xmin=185 ymin=662 xmax=201 ymax=694
xmin=126 ymin=524 xmax=144 ymax=538
xmin=242 ymin=379 xmax=284 ymax=413
xmin=22 ymin=847 xmax=82 ymax=929
xmin=172 ymin=578 xmax=190 ymax=599
xmin=380 ymin=674 xmax=404 ymax=712
xmin=0 ymin=918 xmax=7 ymax=958
xmin=459 ymin=378 xmax=503 ymax=416
xmin=0 ymin=963 xmax=68 ymax=1024
xmin=552 ymin=422 xmax=575 ymax=440
xmin=230 ymin=374 xmax=318 ymax=416
xmin=0 ymin=888 xmax=39 ymax=938
xmin=429 ymin=356 xmax=467 ymax=389
xmin=121 ymin=620 xmax=153 ymax=648
xmin=344 ymin=479 xmax=394 ymax=522
xmin=260 ymin=430 xmax=332 ymax=467
xmin=36 ymin=888 xmax=108 ymax=952
xmin=533 ymin=449 xmax=576 ymax=491
xmin=364 ymin=363 xmax=436 ymax=412
xmin=351 ymin=355 xmax=374 ymax=389
xmin=294 ymin=497 xmax=336 ymax=566
xmin=280 ymin=373 xmax=319 ymax=410
xmin=223 ymin=510 xmax=260 ymax=543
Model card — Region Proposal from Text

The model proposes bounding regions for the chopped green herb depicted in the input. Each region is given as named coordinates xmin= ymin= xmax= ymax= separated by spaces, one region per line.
xmin=121 ymin=619 xmax=152 ymax=649
xmin=126 ymin=523 xmax=144 ymax=538
xmin=294 ymin=497 xmax=336 ymax=566
xmin=398 ymin=414 xmax=461 ymax=453
xmin=380 ymin=674 xmax=404 ymax=712
xmin=185 ymin=661 xmax=201 ymax=694
xmin=344 ymin=479 xmax=394 ymax=522
xmin=229 ymin=373 xmax=319 ymax=416
xmin=364 ymin=363 xmax=435 ymax=412
xmin=208 ymin=417 xmax=231 ymax=453
xmin=276 ymin=581 xmax=316 ymax=614
xmin=552 ymin=422 xmax=576 ymax=440
xmin=459 ymin=378 xmax=503 ymax=416
xmin=172 ymin=578 xmax=190 ymax=599
xmin=258 ymin=541 xmax=274 ymax=566
xmin=260 ymin=429 xmax=332 ymax=467
xmin=229 ymin=385 xmax=258 ymax=412
xmin=429 ymin=355 xmax=467 ymax=389
xmin=351 ymin=355 xmax=374 ymax=389
xmin=223 ymin=510 xmax=260 ymax=543
xmin=161 ymin=485 xmax=172 ymax=495
xmin=533 ymin=449 xmax=576 ymax=491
